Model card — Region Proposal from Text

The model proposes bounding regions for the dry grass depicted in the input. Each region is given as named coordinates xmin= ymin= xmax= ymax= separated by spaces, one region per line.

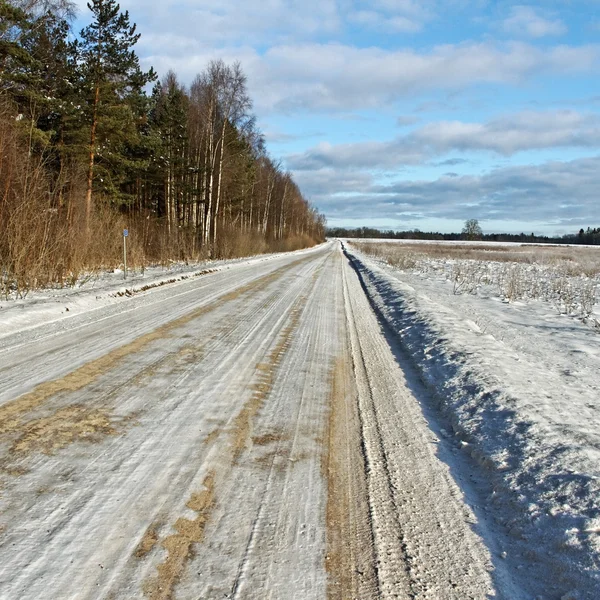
xmin=0 ymin=98 xmax=320 ymax=299
xmin=355 ymin=241 xmax=600 ymax=276
xmin=353 ymin=240 xmax=600 ymax=319
xmin=1 ymin=207 xmax=319 ymax=300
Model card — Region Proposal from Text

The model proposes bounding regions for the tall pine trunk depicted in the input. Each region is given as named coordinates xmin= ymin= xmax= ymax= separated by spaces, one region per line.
xmin=85 ymin=81 xmax=101 ymax=233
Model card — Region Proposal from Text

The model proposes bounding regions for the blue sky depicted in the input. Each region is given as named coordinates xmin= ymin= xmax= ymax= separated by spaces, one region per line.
xmin=74 ymin=1 xmax=600 ymax=234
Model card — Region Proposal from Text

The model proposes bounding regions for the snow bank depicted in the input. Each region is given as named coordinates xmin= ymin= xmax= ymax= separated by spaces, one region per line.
xmin=344 ymin=244 xmax=600 ymax=599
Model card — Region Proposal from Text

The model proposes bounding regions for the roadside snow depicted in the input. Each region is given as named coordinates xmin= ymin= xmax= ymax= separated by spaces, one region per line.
xmin=345 ymin=243 xmax=600 ymax=599
xmin=0 ymin=246 xmax=322 ymax=342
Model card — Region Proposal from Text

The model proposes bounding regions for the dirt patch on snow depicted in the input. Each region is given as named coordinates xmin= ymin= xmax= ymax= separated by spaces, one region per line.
xmin=135 ymin=523 xmax=162 ymax=559
xmin=202 ymin=429 xmax=220 ymax=447
xmin=144 ymin=471 xmax=216 ymax=600
xmin=251 ymin=432 xmax=287 ymax=446
xmin=9 ymin=405 xmax=118 ymax=455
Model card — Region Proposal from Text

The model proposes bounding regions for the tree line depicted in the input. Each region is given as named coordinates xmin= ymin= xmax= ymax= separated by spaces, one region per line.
xmin=577 ymin=228 xmax=600 ymax=245
xmin=0 ymin=0 xmax=325 ymax=295
xmin=327 ymin=226 xmax=600 ymax=245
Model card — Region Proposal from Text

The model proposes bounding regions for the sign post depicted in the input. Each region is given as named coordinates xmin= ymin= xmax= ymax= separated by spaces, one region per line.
xmin=123 ymin=228 xmax=128 ymax=280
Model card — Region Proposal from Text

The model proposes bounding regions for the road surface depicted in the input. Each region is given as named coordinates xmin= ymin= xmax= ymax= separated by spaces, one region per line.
xmin=0 ymin=242 xmax=496 ymax=599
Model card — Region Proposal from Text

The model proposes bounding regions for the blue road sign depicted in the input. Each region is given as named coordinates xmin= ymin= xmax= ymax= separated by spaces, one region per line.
xmin=123 ymin=229 xmax=128 ymax=237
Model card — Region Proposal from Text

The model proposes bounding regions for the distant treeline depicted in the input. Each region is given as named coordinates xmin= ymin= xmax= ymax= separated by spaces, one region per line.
xmin=327 ymin=227 xmax=600 ymax=245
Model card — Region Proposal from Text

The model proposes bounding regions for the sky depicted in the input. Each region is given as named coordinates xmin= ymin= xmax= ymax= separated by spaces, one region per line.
xmin=73 ymin=1 xmax=600 ymax=235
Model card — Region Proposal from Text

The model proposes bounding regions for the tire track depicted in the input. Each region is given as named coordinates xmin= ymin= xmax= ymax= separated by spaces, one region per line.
xmin=326 ymin=355 xmax=378 ymax=600
xmin=341 ymin=261 xmax=415 ymax=599
xmin=143 ymin=290 xmax=311 ymax=599
xmin=333 ymin=247 xmax=495 ymax=600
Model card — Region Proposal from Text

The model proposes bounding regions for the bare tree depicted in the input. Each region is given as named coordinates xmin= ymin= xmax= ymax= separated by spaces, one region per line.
xmin=13 ymin=0 xmax=76 ymax=18
xmin=462 ymin=218 xmax=483 ymax=240
xmin=195 ymin=60 xmax=252 ymax=249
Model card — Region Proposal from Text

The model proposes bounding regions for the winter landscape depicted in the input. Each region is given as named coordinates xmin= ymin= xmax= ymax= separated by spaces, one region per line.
xmin=2 ymin=0 xmax=600 ymax=599
xmin=1 ymin=240 xmax=599 ymax=599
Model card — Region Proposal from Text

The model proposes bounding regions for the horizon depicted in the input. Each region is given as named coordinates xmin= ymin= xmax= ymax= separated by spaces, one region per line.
xmin=325 ymin=223 xmax=588 ymax=238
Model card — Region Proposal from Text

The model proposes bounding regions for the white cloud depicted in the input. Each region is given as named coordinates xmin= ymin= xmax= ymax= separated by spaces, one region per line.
xmin=347 ymin=0 xmax=437 ymax=32
xmin=287 ymin=110 xmax=600 ymax=170
xmin=75 ymin=0 xmax=341 ymax=47
xmin=144 ymin=41 xmax=599 ymax=113
xmin=411 ymin=110 xmax=600 ymax=155
xmin=502 ymin=5 xmax=567 ymax=38
xmin=139 ymin=0 xmax=340 ymax=43
xmin=396 ymin=115 xmax=420 ymax=126
xmin=348 ymin=10 xmax=422 ymax=33
xmin=307 ymin=155 xmax=600 ymax=230
xmin=74 ymin=2 xmax=599 ymax=115
xmin=373 ymin=0 xmax=433 ymax=19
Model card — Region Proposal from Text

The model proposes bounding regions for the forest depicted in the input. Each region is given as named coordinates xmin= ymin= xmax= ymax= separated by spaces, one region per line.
xmin=0 ymin=0 xmax=325 ymax=296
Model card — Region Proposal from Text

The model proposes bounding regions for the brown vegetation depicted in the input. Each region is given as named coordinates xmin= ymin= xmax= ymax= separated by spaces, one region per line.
xmin=0 ymin=97 xmax=322 ymax=299
xmin=355 ymin=240 xmax=600 ymax=276
xmin=354 ymin=240 xmax=599 ymax=319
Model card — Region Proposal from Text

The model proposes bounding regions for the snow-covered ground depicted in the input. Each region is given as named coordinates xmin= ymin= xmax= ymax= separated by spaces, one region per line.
xmin=347 ymin=240 xmax=600 ymax=599
xmin=353 ymin=239 xmax=600 ymax=325
xmin=1 ymin=239 xmax=598 ymax=599
xmin=0 ymin=247 xmax=322 ymax=343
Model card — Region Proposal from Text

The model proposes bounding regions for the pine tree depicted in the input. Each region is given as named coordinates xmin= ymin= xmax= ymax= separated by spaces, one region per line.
xmin=0 ymin=1 xmax=34 ymax=94
xmin=18 ymin=12 xmax=75 ymax=151
xmin=75 ymin=0 xmax=155 ymax=230
xmin=1 ymin=1 xmax=75 ymax=93
xmin=148 ymin=72 xmax=189 ymax=230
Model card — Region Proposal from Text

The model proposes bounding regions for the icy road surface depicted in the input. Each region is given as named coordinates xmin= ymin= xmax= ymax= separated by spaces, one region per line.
xmin=1 ymin=242 xmax=508 ymax=598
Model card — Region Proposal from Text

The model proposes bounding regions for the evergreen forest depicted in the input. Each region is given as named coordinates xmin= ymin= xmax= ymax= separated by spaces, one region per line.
xmin=0 ymin=0 xmax=325 ymax=296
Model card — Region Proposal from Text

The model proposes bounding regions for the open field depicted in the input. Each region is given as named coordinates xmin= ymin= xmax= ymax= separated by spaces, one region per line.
xmin=352 ymin=239 xmax=600 ymax=323
xmin=356 ymin=239 xmax=600 ymax=273
xmin=0 ymin=241 xmax=598 ymax=599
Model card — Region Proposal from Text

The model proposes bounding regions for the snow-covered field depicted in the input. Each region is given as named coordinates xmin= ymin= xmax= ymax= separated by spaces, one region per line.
xmin=348 ymin=239 xmax=600 ymax=599
xmin=0 ymin=239 xmax=598 ymax=599
xmin=354 ymin=239 xmax=600 ymax=325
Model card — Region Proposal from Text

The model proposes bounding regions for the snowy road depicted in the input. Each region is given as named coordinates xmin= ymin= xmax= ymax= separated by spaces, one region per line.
xmin=0 ymin=242 xmax=499 ymax=599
